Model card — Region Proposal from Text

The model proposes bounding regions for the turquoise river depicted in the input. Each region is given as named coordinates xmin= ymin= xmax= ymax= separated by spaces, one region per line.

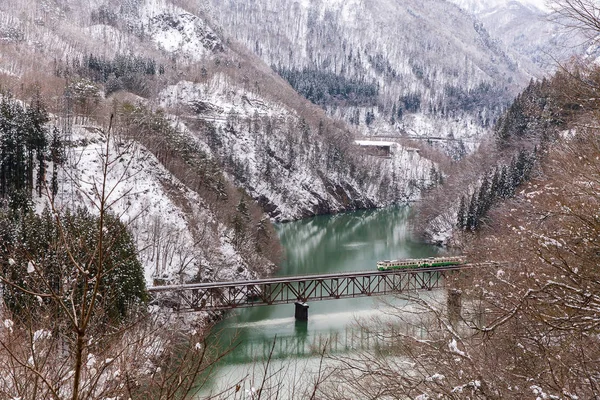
xmin=197 ymin=207 xmax=443 ymax=398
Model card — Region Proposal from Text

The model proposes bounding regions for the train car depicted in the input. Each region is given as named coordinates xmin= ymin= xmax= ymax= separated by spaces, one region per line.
xmin=376 ymin=256 xmax=466 ymax=271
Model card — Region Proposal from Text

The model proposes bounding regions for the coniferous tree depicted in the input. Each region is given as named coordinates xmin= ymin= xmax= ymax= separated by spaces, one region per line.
xmin=233 ymin=197 xmax=251 ymax=248
xmin=428 ymin=166 xmax=442 ymax=189
xmin=255 ymin=217 xmax=271 ymax=254
xmin=466 ymin=192 xmax=478 ymax=231
xmin=476 ymin=174 xmax=491 ymax=223
xmin=0 ymin=95 xmax=49 ymax=208
xmin=506 ymin=156 xmax=519 ymax=197
xmin=25 ymin=96 xmax=49 ymax=197
xmin=490 ymin=167 xmax=501 ymax=198
xmin=397 ymin=103 xmax=403 ymax=120
xmin=456 ymin=195 xmax=466 ymax=230
xmin=0 ymin=208 xmax=147 ymax=323
xmin=499 ymin=165 xmax=509 ymax=199
xmin=50 ymin=126 xmax=63 ymax=199
xmin=365 ymin=110 xmax=375 ymax=126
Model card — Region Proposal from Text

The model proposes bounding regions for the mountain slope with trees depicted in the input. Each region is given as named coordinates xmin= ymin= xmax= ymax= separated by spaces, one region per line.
xmin=0 ymin=0 xmax=440 ymax=282
xmin=205 ymin=0 xmax=552 ymax=151
xmin=414 ymin=72 xmax=573 ymax=242
xmin=325 ymin=3 xmax=600 ymax=397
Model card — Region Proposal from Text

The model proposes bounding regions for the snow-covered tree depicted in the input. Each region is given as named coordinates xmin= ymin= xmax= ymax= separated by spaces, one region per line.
xmin=0 ymin=95 xmax=49 ymax=210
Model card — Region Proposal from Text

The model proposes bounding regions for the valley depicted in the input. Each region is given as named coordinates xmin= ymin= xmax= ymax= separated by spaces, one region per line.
xmin=0 ymin=0 xmax=598 ymax=398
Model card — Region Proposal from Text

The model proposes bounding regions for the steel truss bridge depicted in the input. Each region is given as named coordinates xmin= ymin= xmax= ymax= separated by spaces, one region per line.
xmin=148 ymin=265 xmax=470 ymax=313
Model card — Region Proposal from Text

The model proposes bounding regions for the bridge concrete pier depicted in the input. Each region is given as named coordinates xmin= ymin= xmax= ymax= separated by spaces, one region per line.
xmin=295 ymin=302 xmax=309 ymax=320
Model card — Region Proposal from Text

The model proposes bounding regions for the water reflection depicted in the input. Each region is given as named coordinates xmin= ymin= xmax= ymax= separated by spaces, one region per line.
xmin=277 ymin=208 xmax=436 ymax=277
xmin=220 ymin=312 xmax=435 ymax=365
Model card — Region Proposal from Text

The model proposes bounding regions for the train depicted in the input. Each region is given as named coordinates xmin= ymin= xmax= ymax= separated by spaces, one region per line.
xmin=376 ymin=256 xmax=466 ymax=271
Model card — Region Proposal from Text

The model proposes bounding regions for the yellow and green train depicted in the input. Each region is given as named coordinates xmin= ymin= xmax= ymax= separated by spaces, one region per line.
xmin=376 ymin=256 xmax=466 ymax=271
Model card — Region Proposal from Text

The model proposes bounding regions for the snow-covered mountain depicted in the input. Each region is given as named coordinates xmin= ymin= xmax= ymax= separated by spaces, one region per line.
xmin=447 ymin=0 xmax=587 ymax=70
xmin=0 ymin=0 xmax=440 ymax=284
xmin=52 ymin=125 xmax=259 ymax=285
xmin=0 ymin=0 xmax=585 ymax=285
xmin=448 ymin=0 xmax=550 ymax=13
xmin=204 ymin=0 xmax=546 ymax=151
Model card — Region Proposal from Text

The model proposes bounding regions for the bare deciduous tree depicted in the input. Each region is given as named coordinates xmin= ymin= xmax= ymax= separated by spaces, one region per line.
xmin=0 ymin=128 xmax=232 ymax=399
xmin=550 ymin=0 xmax=600 ymax=43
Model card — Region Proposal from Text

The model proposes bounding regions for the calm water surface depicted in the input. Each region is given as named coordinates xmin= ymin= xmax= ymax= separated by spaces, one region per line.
xmin=198 ymin=207 xmax=441 ymax=398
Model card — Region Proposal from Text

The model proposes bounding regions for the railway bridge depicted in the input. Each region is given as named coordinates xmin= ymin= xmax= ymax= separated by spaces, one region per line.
xmin=149 ymin=265 xmax=472 ymax=319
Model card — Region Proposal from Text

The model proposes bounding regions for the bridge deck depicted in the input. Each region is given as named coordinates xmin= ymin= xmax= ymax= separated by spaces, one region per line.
xmin=149 ymin=265 xmax=473 ymax=312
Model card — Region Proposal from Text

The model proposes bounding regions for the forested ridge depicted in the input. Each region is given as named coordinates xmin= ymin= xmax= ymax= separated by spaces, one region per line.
xmin=206 ymin=0 xmax=545 ymax=150
xmin=415 ymin=72 xmax=576 ymax=241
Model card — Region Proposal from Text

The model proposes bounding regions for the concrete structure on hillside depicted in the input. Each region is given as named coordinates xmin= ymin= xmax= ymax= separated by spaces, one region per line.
xmin=354 ymin=140 xmax=421 ymax=158
xmin=354 ymin=140 xmax=398 ymax=157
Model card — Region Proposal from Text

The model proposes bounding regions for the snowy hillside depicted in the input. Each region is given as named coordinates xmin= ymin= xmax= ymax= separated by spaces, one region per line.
xmin=0 ymin=0 xmax=496 ymax=285
xmin=448 ymin=0 xmax=550 ymax=13
xmin=48 ymin=124 xmax=263 ymax=286
xmin=205 ymin=0 xmax=539 ymax=147
xmin=160 ymin=76 xmax=437 ymax=221
xmin=447 ymin=0 xmax=586 ymax=71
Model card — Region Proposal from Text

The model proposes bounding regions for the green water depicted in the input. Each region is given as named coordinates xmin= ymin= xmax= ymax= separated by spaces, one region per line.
xmin=199 ymin=207 xmax=441 ymax=398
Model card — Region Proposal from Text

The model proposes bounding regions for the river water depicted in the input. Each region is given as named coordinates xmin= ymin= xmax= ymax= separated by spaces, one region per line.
xmin=198 ymin=207 xmax=441 ymax=398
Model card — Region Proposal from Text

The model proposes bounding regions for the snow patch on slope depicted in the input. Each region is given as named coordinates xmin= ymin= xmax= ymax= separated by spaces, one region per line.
xmin=138 ymin=0 xmax=223 ymax=61
xmin=51 ymin=125 xmax=254 ymax=286
xmin=448 ymin=0 xmax=550 ymax=14
xmin=160 ymin=76 xmax=289 ymax=120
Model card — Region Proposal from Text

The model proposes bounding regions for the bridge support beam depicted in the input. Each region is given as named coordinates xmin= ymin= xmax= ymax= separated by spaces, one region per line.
xmin=295 ymin=302 xmax=309 ymax=321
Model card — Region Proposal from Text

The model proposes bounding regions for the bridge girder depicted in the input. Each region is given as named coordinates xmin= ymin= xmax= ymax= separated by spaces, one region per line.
xmin=148 ymin=266 xmax=469 ymax=312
